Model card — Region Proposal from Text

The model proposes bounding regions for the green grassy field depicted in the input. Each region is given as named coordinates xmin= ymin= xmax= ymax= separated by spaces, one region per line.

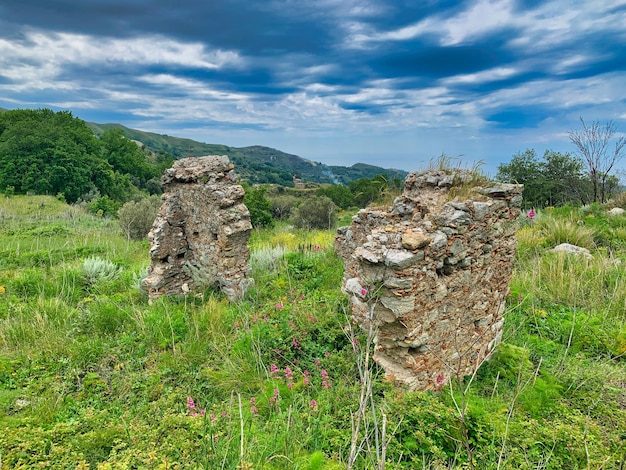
xmin=0 ymin=196 xmax=624 ymax=469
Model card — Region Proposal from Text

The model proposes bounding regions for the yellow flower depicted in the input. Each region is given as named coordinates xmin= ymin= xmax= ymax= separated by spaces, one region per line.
xmin=0 ymin=285 xmax=5 ymax=294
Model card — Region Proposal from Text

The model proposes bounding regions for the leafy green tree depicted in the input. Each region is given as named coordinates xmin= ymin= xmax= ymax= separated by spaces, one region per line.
xmin=541 ymin=150 xmax=591 ymax=206
xmin=348 ymin=175 xmax=389 ymax=207
xmin=496 ymin=150 xmax=546 ymax=208
xmin=100 ymin=128 xmax=157 ymax=183
xmin=291 ymin=196 xmax=337 ymax=230
xmin=0 ymin=109 xmax=107 ymax=202
xmin=316 ymin=184 xmax=355 ymax=209
xmin=496 ymin=149 xmax=593 ymax=208
xmin=243 ymin=183 xmax=274 ymax=228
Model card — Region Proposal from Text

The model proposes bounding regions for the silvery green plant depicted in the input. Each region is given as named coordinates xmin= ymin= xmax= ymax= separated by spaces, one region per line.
xmin=81 ymin=256 xmax=121 ymax=286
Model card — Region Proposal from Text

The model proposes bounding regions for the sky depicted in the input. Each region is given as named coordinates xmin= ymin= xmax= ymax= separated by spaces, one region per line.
xmin=1 ymin=0 xmax=625 ymax=175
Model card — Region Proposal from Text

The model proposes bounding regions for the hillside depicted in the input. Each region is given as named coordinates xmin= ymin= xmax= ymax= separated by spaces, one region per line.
xmin=86 ymin=122 xmax=408 ymax=186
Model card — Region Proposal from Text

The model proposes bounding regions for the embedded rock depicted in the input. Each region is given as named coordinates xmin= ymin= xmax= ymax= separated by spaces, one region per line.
xmin=335 ymin=169 xmax=523 ymax=390
xmin=143 ymin=155 xmax=253 ymax=301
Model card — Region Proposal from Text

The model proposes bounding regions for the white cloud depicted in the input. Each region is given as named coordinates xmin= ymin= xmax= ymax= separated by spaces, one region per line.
xmin=443 ymin=67 xmax=518 ymax=85
xmin=0 ymin=30 xmax=241 ymax=86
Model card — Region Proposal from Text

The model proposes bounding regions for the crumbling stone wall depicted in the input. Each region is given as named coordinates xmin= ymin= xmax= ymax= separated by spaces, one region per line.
xmin=335 ymin=170 xmax=523 ymax=390
xmin=143 ymin=155 xmax=253 ymax=300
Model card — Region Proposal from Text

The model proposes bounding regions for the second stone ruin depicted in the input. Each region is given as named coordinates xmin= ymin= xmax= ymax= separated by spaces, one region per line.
xmin=335 ymin=169 xmax=523 ymax=390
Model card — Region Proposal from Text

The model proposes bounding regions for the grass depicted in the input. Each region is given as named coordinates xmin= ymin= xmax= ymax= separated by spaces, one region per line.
xmin=0 ymin=195 xmax=624 ymax=469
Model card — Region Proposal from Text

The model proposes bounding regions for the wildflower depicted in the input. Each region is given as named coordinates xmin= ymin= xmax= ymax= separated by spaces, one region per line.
xmin=276 ymin=302 xmax=284 ymax=310
xmin=233 ymin=320 xmax=240 ymax=329
xmin=307 ymin=313 xmax=317 ymax=323
xmin=269 ymin=388 xmax=281 ymax=410
xmin=0 ymin=285 xmax=5 ymax=295
xmin=210 ymin=413 xmax=216 ymax=423
xmin=309 ymin=399 xmax=318 ymax=412
xmin=321 ymin=369 xmax=332 ymax=389
xmin=250 ymin=397 xmax=259 ymax=417
xmin=527 ymin=209 xmax=536 ymax=220
xmin=187 ymin=397 xmax=196 ymax=412
xmin=303 ymin=370 xmax=310 ymax=386
xmin=292 ymin=337 xmax=301 ymax=350
xmin=436 ymin=374 xmax=445 ymax=386
xmin=314 ymin=358 xmax=321 ymax=367
xmin=186 ymin=397 xmax=205 ymax=417
xmin=252 ymin=314 xmax=259 ymax=323
xmin=284 ymin=367 xmax=293 ymax=382
xmin=360 ymin=288 xmax=368 ymax=297
xmin=270 ymin=363 xmax=280 ymax=379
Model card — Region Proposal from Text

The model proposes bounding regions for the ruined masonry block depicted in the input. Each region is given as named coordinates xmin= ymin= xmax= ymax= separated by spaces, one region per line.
xmin=143 ymin=155 xmax=253 ymax=301
xmin=335 ymin=169 xmax=523 ymax=391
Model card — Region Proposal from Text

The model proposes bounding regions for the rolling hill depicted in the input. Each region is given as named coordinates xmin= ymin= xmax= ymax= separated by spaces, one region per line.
xmin=86 ymin=122 xmax=408 ymax=186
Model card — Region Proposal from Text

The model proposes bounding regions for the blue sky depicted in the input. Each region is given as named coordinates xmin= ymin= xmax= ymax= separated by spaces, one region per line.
xmin=1 ymin=0 xmax=625 ymax=174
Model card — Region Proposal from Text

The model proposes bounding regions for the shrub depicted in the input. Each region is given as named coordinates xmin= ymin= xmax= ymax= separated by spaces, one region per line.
xmin=269 ymin=195 xmax=299 ymax=220
xmin=243 ymin=184 xmax=274 ymax=228
xmin=117 ymin=195 xmax=162 ymax=240
xmin=291 ymin=196 xmax=337 ymax=230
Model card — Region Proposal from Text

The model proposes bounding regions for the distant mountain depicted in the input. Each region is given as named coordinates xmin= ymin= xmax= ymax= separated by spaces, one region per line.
xmin=86 ymin=122 xmax=407 ymax=186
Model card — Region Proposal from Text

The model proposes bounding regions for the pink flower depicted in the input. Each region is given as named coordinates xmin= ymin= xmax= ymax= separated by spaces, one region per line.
xmin=436 ymin=374 xmax=445 ymax=386
xmin=233 ymin=320 xmax=240 ymax=329
xmin=314 ymin=358 xmax=321 ymax=367
xmin=303 ymin=370 xmax=310 ymax=385
xmin=269 ymin=388 xmax=281 ymax=410
xmin=360 ymin=288 xmax=368 ymax=297
xmin=527 ymin=209 xmax=536 ymax=220
xmin=210 ymin=413 xmax=216 ymax=423
xmin=284 ymin=367 xmax=293 ymax=382
xmin=309 ymin=399 xmax=318 ymax=412
xmin=276 ymin=302 xmax=284 ymax=310
xmin=187 ymin=397 xmax=196 ymax=411
xmin=270 ymin=363 xmax=280 ymax=379
xmin=321 ymin=369 xmax=332 ymax=389
xmin=292 ymin=337 xmax=301 ymax=349
xmin=250 ymin=397 xmax=258 ymax=417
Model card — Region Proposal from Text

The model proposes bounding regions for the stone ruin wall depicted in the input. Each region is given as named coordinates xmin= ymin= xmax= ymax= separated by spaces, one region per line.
xmin=335 ymin=170 xmax=523 ymax=390
xmin=143 ymin=155 xmax=253 ymax=301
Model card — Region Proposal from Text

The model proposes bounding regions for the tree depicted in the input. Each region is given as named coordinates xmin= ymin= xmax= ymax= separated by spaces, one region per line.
xmin=242 ymin=184 xmax=274 ymax=228
xmin=291 ymin=196 xmax=337 ymax=230
xmin=317 ymin=184 xmax=355 ymax=209
xmin=496 ymin=150 xmax=547 ymax=208
xmin=496 ymin=149 xmax=593 ymax=208
xmin=569 ymin=118 xmax=626 ymax=203
xmin=0 ymin=109 xmax=107 ymax=202
xmin=348 ymin=175 xmax=389 ymax=207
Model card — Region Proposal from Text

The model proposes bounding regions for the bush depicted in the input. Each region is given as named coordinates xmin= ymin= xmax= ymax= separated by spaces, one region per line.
xmin=291 ymin=196 xmax=337 ymax=230
xmin=243 ymin=184 xmax=274 ymax=228
xmin=269 ymin=195 xmax=299 ymax=220
xmin=117 ymin=195 xmax=162 ymax=240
